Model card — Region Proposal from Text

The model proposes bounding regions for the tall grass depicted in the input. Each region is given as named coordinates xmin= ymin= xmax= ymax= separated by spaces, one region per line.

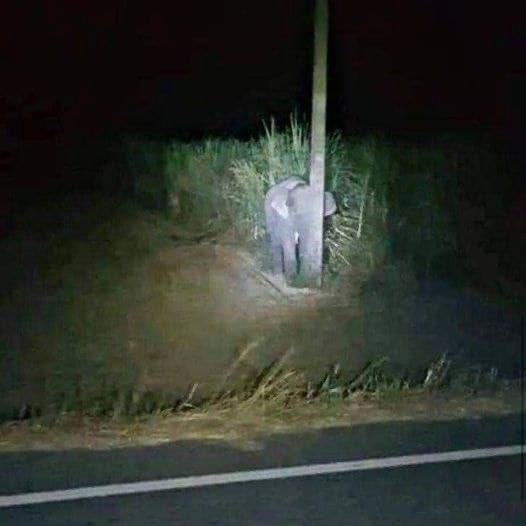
xmin=324 ymin=137 xmax=390 ymax=274
xmin=117 ymin=118 xmax=509 ymax=283
xmin=224 ymin=117 xmax=389 ymax=276
xmin=165 ymin=139 xmax=243 ymax=228
xmin=122 ymin=136 xmax=243 ymax=228
xmin=226 ymin=116 xmax=311 ymax=240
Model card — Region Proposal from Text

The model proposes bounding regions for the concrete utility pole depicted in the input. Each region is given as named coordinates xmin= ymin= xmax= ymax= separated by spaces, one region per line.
xmin=304 ymin=0 xmax=329 ymax=287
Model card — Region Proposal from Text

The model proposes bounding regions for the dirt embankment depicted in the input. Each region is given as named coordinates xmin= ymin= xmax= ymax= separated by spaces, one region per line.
xmin=0 ymin=199 xmax=362 ymax=417
xmin=0 ymin=197 xmax=522 ymax=421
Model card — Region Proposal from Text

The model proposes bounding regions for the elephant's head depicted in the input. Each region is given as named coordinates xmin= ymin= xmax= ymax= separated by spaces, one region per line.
xmin=269 ymin=178 xmax=337 ymax=220
xmin=282 ymin=190 xmax=337 ymax=218
xmin=268 ymin=177 xmax=305 ymax=219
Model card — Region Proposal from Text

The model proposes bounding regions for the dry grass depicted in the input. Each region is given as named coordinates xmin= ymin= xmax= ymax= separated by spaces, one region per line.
xmin=0 ymin=381 xmax=519 ymax=452
xmin=0 ymin=349 xmax=518 ymax=452
xmin=215 ymin=347 xmax=303 ymax=408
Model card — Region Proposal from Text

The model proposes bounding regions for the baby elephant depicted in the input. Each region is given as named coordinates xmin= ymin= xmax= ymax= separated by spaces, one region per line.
xmin=264 ymin=176 xmax=337 ymax=282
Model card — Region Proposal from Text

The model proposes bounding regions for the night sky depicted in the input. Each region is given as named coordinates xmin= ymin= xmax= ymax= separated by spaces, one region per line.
xmin=2 ymin=1 xmax=524 ymax=184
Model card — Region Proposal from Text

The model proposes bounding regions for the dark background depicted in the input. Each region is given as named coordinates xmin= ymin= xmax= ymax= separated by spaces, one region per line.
xmin=1 ymin=0 xmax=524 ymax=259
xmin=3 ymin=2 xmax=523 ymax=149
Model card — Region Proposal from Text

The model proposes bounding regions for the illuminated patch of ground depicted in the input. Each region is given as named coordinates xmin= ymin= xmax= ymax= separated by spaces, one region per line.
xmin=0 ymin=196 xmax=522 ymax=430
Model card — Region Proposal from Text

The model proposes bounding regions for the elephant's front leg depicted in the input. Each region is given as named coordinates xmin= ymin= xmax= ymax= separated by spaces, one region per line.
xmin=270 ymin=237 xmax=284 ymax=276
xmin=282 ymin=236 xmax=297 ymax=282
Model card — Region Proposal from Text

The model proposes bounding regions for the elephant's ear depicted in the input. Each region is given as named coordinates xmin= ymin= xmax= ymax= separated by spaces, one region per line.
xmin=271 ymin=194 xmax=290 ymax=219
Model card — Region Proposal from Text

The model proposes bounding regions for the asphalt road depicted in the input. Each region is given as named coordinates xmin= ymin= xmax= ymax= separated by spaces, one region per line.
xmin=0 ymin=415 xmax=524 ymax=525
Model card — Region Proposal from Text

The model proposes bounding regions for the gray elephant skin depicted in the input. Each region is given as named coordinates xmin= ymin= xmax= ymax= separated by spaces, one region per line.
xmin=264 ymin=176 xmax=337 ymax=282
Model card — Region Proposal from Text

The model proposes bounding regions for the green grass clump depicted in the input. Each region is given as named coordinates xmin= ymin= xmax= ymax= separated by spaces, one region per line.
xmin=166 ymin=139 xmax=245 ymax=228
xmin=122 ymin=137 xmax=174 ymax=210
xmin=324 ymin=136 xmax=390 ymax=274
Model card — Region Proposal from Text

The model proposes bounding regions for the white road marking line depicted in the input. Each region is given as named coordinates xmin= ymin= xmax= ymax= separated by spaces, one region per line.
xmin=0 ymin=444 xmax=523 ymax=508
